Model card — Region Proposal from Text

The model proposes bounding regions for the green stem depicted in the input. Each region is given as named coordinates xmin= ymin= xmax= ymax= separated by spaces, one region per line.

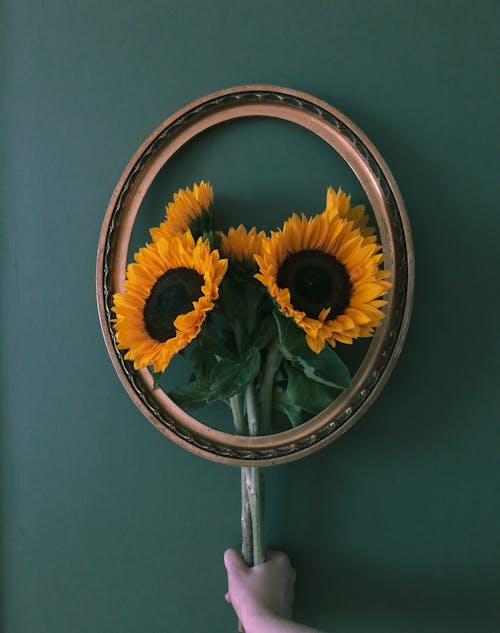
xmin=229 ymin=394 xmax=253 ymax=565
xmin=233 ymin=320 xmax=245 ymax=358
xmin=240 ymin=468 xmax=253 ymax=565
xmin=245 ymin=381 xmax=258 ymax=435
xmin=229 ymin=394 xmax=245 ymax=435
xmin=230 ymin=395 xmax=253 ymax=566
xmin=260 ymin=338 xmax=282 ymax=436
xmin=244 ymin=382 xmax=265 ymax=565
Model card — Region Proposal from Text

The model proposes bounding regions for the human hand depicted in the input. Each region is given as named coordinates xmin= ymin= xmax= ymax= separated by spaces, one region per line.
xmin=224 ymin=549 xmax=296 ymax=628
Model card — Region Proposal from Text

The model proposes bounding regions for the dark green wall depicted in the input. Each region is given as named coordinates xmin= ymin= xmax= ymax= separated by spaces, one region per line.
xmin=1 ymin=2 xmax=498 ymax=632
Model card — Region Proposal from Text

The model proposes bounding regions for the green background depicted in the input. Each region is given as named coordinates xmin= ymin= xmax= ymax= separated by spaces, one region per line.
xmin=1 ymin=2 xmax=498 ymax=632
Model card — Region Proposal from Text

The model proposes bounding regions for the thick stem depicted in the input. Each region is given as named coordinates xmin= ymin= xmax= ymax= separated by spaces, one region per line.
xmin=260 ymin=338 xmax=282 ymax=436
xmin=240 ymin=468 xmax=253 ymax=565
xmin=229 ymin=394 xmax=245 ymax=435
xmin=246 ymin=466 xmax=265 ymax=565
xmin=244 ymin=383 xmax=265 ymax=566
xmin=245 ymin=382 xmax=258 ymax=436
xmin=230 ymin=395 xmax=253 ymax=566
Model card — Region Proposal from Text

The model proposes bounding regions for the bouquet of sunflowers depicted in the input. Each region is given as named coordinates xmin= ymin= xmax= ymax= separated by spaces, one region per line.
xmin=112 ymin=181 xmax=391 ymax=565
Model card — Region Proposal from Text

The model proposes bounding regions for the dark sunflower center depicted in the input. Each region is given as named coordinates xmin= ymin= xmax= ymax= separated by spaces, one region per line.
xmin=276 ymin=249 xmax=352 ymax=319
xmin=143 ymin=267 xmax=204 ymax=342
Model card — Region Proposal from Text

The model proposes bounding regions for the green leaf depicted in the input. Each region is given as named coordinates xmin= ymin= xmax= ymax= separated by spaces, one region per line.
xmin=188 ymin=345 xmax=218 ymax=381
xmin=168 ymin=377 xmax=212 ymax=410
xmin=273 ymin=386 xmax=303 ymax=427
xmin=284 ymin=363 xmax=339 ymax=415
xmin=274 ymin=311 xmax=352 ymax=389
xmin=198 ymin=321 xmax=237 ymax=360
xmin=218 ymin=277 xmax=248 ymax=320
xmin=208 ymin=347 xmax=261 ymax=402
xmin=252 ymin=311 xmax=277 ymax=350
xmin=227 ymin=258 xmax=259 ymax=283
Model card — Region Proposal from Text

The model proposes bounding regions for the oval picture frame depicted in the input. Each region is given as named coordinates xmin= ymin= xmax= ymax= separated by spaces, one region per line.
xmin=96 ymin=85 xmax=414 ymax=466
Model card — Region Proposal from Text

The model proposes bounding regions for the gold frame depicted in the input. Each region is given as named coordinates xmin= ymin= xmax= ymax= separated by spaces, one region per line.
xmin=96 ymin=85 xmax=414 ymax=466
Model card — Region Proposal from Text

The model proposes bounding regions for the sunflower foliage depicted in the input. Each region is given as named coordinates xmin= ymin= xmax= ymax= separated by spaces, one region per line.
xmin=112 ymin=181 xmax=392 ymax=434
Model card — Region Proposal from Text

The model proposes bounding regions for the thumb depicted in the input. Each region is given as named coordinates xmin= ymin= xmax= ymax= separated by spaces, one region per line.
xmin=224 ymin=548 xmax=248 ymax=574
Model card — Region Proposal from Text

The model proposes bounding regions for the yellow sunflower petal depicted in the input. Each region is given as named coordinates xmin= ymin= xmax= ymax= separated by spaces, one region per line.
xmin=306 ymin=334 xmax=326 ymax=353
xmin=324 ymin=186 xmax=375 ymax=239
xmin=149 ymin=181 xmax=213 ymax=241
xmin=218 ymin=225 xmax=266 ymax=262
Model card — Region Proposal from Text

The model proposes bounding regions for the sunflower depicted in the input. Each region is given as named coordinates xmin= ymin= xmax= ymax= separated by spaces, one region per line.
xmin=323 ymin=186 xmax=376 ymax=241
xmin=150 ymin=181 xmax=213 ymax=242
xmin=112 ymin=231 xmax=227 ymax=373
xmin=217 ymin=225 xmax=266 ymax=262
xmin=254 ymin=212 xmax=391 ymax=354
